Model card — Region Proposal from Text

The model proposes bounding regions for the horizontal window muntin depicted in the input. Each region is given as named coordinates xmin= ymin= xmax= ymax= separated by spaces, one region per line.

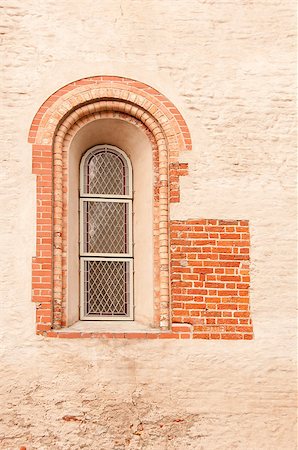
xmin=80 ymin=192 xmax=132 ymax=199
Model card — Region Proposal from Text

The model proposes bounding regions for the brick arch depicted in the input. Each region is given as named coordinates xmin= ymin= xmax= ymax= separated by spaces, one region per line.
xmin=29 ymin=76 xmax=191 ymax=150
xmin=30 ymin=76 xmax=191 ymax=335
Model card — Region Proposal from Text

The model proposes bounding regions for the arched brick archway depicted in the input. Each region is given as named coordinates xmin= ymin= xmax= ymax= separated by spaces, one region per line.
xmin=30 ymin=76 xmax=191 ymax=336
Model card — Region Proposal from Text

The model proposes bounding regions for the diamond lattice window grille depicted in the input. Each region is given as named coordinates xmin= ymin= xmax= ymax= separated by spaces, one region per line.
xmin=82 ymin=199 xmax=131 ymax=255
xmin=81 ymin=259 xmax=132 ymax=318
xmin=83 ymin=148 xmax=130 ymax=196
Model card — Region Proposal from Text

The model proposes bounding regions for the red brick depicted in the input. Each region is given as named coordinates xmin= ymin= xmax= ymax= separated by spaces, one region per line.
xmin=244 ymin=333 xmax=253 ymax=340
xmin=159 ymin=333 xmax=179 ymax=339
xmin=124 ymin=333 xmax=147 ymax=339
xmin=193 ymin=333 xmax=210 ymax=339
xmin=172 ymin=324 xmax=192 ymax=332
xmin=221 ymin=333 xmax=243 ymax=340
xmin=57 ymin=332 xmax=81 ymax=338
xmin=179 ymin=333 xmax=191 ymax=339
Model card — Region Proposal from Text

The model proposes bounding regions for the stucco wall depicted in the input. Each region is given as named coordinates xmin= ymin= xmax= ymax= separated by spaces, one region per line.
xmin=0 ymin=1 xmax=296 ymax=449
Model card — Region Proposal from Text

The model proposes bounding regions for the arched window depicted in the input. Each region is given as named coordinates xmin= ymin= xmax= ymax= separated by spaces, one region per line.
xmin=79 ymin=145 xmax=133 ymax=320
xmin=29 ymin=77 xmax=197 ymax=337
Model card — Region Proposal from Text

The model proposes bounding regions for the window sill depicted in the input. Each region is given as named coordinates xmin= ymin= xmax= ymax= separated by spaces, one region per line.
xmin=39 ymin=321 xmax=194 ymax=339
xmin=67 ymin=320 xmax=159 ymax=333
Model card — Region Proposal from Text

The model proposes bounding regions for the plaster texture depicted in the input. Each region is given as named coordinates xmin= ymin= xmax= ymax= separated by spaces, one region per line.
xmin=0 ymin=1 xmax=296 ymax=449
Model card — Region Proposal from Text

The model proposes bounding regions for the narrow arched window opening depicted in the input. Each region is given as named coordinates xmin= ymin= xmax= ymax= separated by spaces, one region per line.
xmin=79 ymin=145 xmax=133 ymax=320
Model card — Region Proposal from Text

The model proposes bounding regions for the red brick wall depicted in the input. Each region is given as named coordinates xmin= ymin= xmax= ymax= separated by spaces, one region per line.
xmin=170 ymin=219 xmax=253 ymax=339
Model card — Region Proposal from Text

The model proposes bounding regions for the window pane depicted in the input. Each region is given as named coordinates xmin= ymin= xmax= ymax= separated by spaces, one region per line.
xmin=83 ymin=201 xmax=130 ymax=254
xmin=85 ymin=150 xmax=129 ymax=195
xmin=83 ymin=259 xmax=131 ymax=317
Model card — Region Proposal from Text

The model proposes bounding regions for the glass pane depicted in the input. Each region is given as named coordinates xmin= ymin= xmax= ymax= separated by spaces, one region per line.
xmin=85 ymin=150 xmax=129 ymax=195
xmin=83 ymin=259 xmax=130 ymax=317
xmin=83 ymin=201 xmax=130 ymax=254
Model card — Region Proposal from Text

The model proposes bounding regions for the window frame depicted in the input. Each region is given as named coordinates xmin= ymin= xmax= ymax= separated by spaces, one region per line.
xmin=79 ymin=144 xmax=134 ymax=321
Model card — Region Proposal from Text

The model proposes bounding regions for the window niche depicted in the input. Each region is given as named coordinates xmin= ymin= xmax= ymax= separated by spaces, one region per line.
xmin=67 ymin=119 xmax=154 ymax=328
xmin=30 ymin=76 xmax=192 ymax=337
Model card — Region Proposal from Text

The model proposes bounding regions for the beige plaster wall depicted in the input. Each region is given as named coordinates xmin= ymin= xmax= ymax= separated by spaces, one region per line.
xmin=0 ymin=1 xmax=296 ymax=449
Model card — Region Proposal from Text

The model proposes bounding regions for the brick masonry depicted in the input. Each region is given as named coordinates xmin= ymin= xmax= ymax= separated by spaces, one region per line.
xmin=171 ymin=219 xmax=252 ymax=339
xmin=30 ymin=76 xmax=253 ymax=339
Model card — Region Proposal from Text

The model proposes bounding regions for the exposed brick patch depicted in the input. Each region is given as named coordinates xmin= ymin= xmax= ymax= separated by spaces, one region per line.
xmin=170 ymin=219 xmax=253 ymax=340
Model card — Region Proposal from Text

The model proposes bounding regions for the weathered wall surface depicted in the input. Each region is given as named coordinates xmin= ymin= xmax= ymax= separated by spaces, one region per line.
xmin=0 ymin=1 xmax=296 ymax=449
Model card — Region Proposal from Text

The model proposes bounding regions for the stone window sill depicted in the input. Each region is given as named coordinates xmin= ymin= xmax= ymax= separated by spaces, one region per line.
xmin=40 ymin=321 xmax=193 ymax=339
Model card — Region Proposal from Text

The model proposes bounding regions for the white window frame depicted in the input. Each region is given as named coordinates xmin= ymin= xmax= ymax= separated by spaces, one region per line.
xmin=79 ymin=145 xmax=134 ymax=321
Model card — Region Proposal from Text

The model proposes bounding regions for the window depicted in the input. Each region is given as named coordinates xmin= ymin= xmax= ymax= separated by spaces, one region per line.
xmin=79 ymin=145 xmax=133 ymax=320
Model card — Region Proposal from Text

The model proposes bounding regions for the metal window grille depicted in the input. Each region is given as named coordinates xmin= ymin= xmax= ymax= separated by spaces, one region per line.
xmin=80 ymin=145 xmax=133 ymax=320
